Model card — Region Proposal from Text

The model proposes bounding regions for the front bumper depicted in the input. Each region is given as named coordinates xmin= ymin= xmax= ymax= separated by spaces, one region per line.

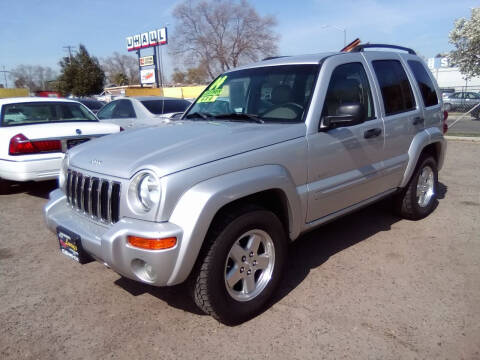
xmin=0 ymin=156 xmax=63 ymax=181
xmin=44 ymin=189 xmax=184 ymax=286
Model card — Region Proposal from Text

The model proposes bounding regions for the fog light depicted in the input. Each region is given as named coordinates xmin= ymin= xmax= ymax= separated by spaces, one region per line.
xmin=128 ymin=236 xmax=177 ymax=250
xmin=131 ymin=258 xmax=156 ymax=282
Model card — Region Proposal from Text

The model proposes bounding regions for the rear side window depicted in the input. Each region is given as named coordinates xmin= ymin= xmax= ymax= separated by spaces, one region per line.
xmin=408 ymin=60 xmax=438 ymax=107
xmin=112 ymin=100 xmax=136 ymax=118
xmin=372 ymin=60 xmax=415 ymax=115
xmin=141 ymin=99 xmax=191 ymax=114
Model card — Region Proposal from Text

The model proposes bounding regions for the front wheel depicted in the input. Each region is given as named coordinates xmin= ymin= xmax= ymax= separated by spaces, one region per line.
xmin=394 ymin=155 xmax=438 ymax=220
xmin=192 ymin=206 xmax=287 ymax=325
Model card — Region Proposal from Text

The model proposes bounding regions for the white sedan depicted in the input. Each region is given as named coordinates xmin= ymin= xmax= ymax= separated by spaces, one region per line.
xmin=0 ymin=97 xmax=119 ymax=188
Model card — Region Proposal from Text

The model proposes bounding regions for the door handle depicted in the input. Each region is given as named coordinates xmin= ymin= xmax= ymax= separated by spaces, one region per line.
xmin=364 ymin=128 xmax=382 ymax=139
xmin=413 ymin=117 xmax=424 ymax=125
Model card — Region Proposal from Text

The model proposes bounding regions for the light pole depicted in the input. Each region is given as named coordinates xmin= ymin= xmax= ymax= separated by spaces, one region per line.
xmin=321 ymin=25 xmax=347 ymax=47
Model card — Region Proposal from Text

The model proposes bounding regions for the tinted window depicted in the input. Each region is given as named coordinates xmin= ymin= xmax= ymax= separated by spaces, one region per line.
xmin=141 ymin=99 xmax=191 ymax=114
xmin=372 ymin=60 xmax=415 ymax=115
xmin=322 ymin=62 xmax=375 ymax=121
xmin=79 ymin=99 xmax=105 ymax=111
xmin=1 ymin=102 xmax=97 ymax=127
xmin=466 ymin=92 xmax=480 ymax=99
xmin=112 ymin=100 xmax=136 ymax=118
xmin=97 ymin=101 xmax=116 ymax=119
xmin=408 ymin=60 xmax=438 ymax=107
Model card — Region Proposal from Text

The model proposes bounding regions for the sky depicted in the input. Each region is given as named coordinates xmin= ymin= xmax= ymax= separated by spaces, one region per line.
xmin=0 ymin=0 xmax=478 ymax=87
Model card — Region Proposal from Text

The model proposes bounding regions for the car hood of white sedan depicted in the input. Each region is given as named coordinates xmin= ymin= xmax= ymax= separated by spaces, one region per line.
xmin=68 ymin=120 xmax=306 ymax=179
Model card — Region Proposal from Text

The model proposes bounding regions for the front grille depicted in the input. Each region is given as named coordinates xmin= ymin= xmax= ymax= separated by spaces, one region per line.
xmin=66 ymin=169 xmax=121 ymax=223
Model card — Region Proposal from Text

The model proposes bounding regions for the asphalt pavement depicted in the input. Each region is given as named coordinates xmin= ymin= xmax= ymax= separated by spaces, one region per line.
xmin=0 ymin=140 xmax=479 ymax=359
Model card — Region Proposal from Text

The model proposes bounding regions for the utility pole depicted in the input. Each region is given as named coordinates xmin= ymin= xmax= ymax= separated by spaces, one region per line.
xmin=63 ymin=45 xmax=76 ymax=63
xmin=0 ymin=66 xmax=10 ymax=88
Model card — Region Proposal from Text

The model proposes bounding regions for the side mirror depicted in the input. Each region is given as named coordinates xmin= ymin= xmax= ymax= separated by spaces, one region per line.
xmin=322 ymin=103 xmax=365 ymax=129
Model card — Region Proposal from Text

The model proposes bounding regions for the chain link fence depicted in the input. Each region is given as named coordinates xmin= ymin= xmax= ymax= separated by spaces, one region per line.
xmin=441 ymin=86 xmax=480 ymax=136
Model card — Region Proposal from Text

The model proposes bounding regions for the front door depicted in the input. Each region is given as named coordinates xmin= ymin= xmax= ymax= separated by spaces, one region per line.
xmin=306 ymin=55 xmax=387 ymax=222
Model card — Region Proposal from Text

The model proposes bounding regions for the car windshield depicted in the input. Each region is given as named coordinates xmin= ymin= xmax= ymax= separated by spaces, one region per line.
xmin=185 ymin=64 xmax=319 ymax=123
xmin=141 ymin=99 xmax=191 ymax=114
xmin=0 ymin=102 xmax=97 ymax=127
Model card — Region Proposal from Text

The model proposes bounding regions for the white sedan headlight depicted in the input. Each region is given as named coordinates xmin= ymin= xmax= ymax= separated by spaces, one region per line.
xmin=59 ymin=154 xmax=69 ymax=190
xmin=128 ymin=171 xmax=161 ymax=212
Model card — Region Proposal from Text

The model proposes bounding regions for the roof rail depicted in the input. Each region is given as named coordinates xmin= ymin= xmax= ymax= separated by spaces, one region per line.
xmin=262 ymin=56 xmax=290 ymax=61
xmin=351 ymin=44 xmax=416 ymax=55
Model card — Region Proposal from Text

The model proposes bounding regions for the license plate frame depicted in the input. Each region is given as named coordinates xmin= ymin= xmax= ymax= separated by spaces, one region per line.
xmin=57 ymin=227 xmax=92 ymax=264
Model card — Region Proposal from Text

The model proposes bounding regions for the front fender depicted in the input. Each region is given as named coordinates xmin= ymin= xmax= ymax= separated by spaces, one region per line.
xmin=166 ymin=165 xmax=301 ymax=285
xmin=400 ymin=128 xmax=446 ymax=188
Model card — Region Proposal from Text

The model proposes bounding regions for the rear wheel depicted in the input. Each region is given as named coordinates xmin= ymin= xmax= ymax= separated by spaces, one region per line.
xmin=0 ymin=178 xmax=10 ymax=195
xmin=394 ymin=155 xmax=438 ymax=220
xmin=444 ymin=103 xmax=452 ymax=112
xmin=192 ymin=206 xmax=287 ymax=325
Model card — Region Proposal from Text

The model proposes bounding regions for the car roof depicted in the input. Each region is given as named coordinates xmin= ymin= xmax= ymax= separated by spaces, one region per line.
xmin=0 ymin=97 xmax=80 ymax=106
xmin=227 ymin=50 xmax=422 ymax=72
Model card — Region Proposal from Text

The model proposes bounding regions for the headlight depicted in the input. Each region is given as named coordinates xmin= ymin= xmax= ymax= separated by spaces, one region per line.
xmin=128 ymin=171 xmax=161 ymax=212
xmin=59 ymin=154 xmax=69 ymax=190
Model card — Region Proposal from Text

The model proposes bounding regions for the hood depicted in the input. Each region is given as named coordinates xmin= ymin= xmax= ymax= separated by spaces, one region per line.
xmin=69 ymin=120 xmax=305 ymax=179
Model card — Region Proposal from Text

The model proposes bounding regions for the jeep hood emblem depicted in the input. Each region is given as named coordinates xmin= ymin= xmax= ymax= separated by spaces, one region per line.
xmin=90 ymin=159 xmax=102 ymax=166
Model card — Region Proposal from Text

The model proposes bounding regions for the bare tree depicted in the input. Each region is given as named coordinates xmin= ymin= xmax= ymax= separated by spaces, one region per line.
xmin=10 ymin=65 xmax=57 ymax=91
xmin=171 ymin=0 xmax=279 ymax=79
xmin=101 ymin=52 xmax=139 ymax=85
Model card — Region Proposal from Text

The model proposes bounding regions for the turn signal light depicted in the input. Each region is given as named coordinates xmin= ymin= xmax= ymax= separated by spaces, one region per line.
xmin=127 ymin=236 xmax=177 ymax=250
xmin=9 ymin=133 xmax=61 ymax=155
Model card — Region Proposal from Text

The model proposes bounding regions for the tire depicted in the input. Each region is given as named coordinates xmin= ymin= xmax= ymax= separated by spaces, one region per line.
xmin=0 ymin=178 xmax=10 ymax=195
xmin=444 ymin=103 xmax=452 ymax=112
xmin=192 ymin=205 xmax=287 ymax=325
xmin=394 ymin=155 xmax=438 ymax=220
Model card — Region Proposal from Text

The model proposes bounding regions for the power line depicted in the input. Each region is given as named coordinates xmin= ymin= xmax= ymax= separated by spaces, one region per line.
xmin=0 ymin=66 xmax=10 ymax=88
xmin=63 ymin=45 xmax=76 ymax=63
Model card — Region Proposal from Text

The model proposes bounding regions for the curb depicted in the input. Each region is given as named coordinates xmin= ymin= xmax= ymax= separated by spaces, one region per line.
xmin=445 ymin=136 xmax=480 ymax=142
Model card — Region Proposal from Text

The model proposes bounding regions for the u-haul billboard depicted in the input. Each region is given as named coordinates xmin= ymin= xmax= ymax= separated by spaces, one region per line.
xmin=127 ymin=28 xmax=167 ymax=51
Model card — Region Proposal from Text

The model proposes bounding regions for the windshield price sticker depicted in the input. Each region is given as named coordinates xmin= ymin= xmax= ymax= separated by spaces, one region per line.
xmin=198 ymin=75 xmax=228 ymax=103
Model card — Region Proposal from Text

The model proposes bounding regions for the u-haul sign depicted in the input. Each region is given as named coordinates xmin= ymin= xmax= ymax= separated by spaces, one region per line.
xmin=127 ymin=28 xmax=167 ymax=51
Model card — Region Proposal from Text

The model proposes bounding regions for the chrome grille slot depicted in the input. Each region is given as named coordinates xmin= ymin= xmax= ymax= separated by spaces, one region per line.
xmin=66 ymin=170 xmax=121 ymax=224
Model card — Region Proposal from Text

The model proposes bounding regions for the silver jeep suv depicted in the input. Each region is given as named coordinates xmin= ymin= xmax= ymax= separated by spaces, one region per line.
xmin=45 ymin=44 xmax=447 ymax=324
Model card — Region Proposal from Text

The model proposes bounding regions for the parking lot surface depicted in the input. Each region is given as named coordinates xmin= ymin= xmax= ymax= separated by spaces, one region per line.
xmin=447 ymin=113 xmax=480 ymax=135
xmin=0 ymin=140 xmax=479 ymax=360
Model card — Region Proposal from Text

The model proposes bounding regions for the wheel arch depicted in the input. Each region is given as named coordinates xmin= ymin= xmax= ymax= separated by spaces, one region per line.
xmin=400 ymin=128 xmax=446 ymax=188
xmin=166 ymin=165 xmax=302 ymax=285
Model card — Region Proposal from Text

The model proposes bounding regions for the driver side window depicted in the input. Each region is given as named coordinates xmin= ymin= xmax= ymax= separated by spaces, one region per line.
xmin=322 ymin=62 xmax=375 ymax=121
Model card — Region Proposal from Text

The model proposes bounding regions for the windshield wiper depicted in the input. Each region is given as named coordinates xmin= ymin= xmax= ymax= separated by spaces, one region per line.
xmin=213 ymin=113 xmax=264 ymax=124
xmin=185 ymin=112 xmax=213 ymax=120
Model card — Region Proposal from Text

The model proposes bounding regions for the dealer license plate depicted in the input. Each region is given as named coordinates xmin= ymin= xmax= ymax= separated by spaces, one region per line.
xmin=57 ymin=227 xmax=92 ymax=264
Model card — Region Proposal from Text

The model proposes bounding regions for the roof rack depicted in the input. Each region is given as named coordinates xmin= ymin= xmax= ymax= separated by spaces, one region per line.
xmin=262 ymin=56 xmax=290 ymax=61
xmin=351 ymin=44 xmax=416 ymax=55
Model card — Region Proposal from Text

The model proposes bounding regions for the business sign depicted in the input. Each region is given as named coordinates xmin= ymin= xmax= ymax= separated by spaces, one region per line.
xmin=127 ymin=28 xmax=167 ymax=51
xmin=140 ymin=69 xmax=156 ymax=84
xmin=428 ymin=57 xmax=450 ymax=70
xmin=140 ymin=56 xmax=154 ymax=67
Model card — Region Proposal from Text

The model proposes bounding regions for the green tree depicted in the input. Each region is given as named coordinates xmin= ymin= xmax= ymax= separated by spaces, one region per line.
xmin=57 ymin=44 xmax=105 ymax=96
xmin=449 ymin=8 xmax=480 ymax=79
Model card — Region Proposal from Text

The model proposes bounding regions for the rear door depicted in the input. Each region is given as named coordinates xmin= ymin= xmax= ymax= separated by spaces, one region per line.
xmin=362 ymin=52 xmax=424 ymax=189
xmin=404 ymin=57 xmax=441 ymax=130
